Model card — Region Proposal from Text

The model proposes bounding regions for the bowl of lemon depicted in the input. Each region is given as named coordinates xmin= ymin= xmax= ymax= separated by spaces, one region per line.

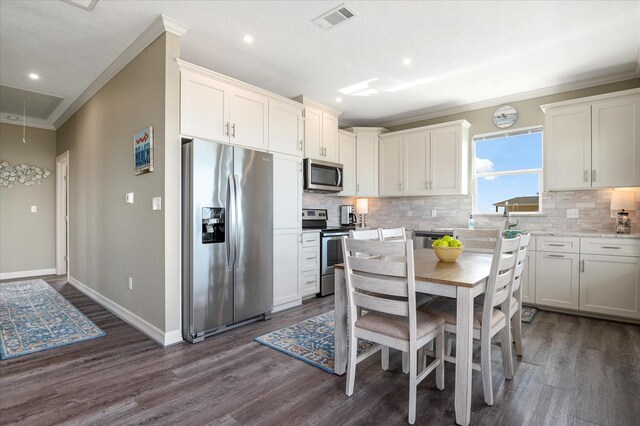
xmin=432 ymin=235 xmax=464 ymax=262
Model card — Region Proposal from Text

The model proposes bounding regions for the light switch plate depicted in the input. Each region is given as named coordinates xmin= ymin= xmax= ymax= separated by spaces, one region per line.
xmin=431 ymin=210 xmax=437 ymax=218
xmin=152 ymin=197 xmax=162 ymax=211
xmin=31 ymin=205 xmax=37 ymax=213
xmin=125 ymin=192 xmax=134 ymax=204
xmin=567 ymin=208 xmax=579 ymax=219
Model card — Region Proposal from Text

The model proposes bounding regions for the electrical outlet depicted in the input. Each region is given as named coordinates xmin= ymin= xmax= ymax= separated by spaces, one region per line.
xmin=152 ymin=196 xmax=162 ymax=211
xmin=128 ymin=277 xmax=133 ymax=290
xmin=431 ymin=210 xmax=437 ymax=218
xmin=611 ymin=210 xmax=618 ymax=219
xmin=567 ymin=208 xmax=579 ymax=219
xmin=30 ymin=205 xmax=37 ymax=213
xmin=125 ymin=192 xmax=134 ymax=204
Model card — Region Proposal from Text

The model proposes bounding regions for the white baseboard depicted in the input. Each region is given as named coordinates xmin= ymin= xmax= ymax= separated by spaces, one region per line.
xmin=0 ymin=268 xmax=56 ymax=280
xmin=272 ymin=298 xmax=302 ymax=313
xmin=68 ymin=276 xmax=184 ymax=347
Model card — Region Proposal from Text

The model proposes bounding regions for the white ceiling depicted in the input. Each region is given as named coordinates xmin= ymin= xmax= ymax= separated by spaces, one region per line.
xmin=1 ymin=0 xmax=639 ymax=129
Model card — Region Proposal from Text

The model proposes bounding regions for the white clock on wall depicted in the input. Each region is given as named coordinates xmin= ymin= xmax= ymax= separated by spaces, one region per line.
xmin=492 ymin=105 xmax=518 ymax=128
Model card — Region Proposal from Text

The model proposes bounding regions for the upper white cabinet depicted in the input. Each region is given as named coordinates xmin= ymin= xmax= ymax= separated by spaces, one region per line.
xmin=349 ymin=127 xmax=386 ymax=197
xmin=268 ymin=99 xmax=304 ymax=156
xmin=294 ymin=96 xmax=341 ymax=163
xmin=543 ymin=88 xmax=640 ymax=190
xmin=338 ymin=130 xmax=356 ymax=197
xmin=228 ymin=89 xmax=268 ymax=151
xmin=380 ymin=121 xmax=470 ymax=197
xmin=273 ymin=153 xmax=302 ymax=229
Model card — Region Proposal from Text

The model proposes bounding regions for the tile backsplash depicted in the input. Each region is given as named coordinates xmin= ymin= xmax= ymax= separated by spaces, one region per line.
xmin=303 ymin=190 xmax=640 ymax=234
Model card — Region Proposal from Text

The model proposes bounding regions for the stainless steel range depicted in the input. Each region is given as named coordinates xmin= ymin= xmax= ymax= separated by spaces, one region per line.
xmin=302 ymin=209 xmax=354 ymax=297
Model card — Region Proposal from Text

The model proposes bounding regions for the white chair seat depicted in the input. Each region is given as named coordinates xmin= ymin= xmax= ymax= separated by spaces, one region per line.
xmin=422 ymin=298 xmax=505 ymax=330
xmin=356 ymin=311 xmax=445 ymax=341
xmin=417 ymin=293 xmax=436 ymax=307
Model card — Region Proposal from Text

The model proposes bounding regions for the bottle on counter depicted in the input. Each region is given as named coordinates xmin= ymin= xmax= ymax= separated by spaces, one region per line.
xmin=467 ymin=214 xmax=475 ymax=229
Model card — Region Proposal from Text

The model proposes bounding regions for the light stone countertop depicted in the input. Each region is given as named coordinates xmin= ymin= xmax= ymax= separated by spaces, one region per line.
xmin=301 ymin=229 xmax=321 ymax=233
xmin=409 ymin=228 xmax=640 ymax=239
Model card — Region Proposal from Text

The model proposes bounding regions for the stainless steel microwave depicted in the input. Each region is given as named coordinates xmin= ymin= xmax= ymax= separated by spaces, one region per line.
xmin=303 ymin=158 xmax=343 ymax=193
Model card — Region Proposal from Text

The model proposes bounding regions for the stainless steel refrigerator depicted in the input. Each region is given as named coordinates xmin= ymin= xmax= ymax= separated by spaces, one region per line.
xmin=182 ymin=138 xmax=273 ymax=343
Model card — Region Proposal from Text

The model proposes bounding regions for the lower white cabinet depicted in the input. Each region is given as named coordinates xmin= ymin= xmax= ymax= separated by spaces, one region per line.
xmin=301 ymin=231 xmax=321 ymax=297
xmin=273 ymin=229 xmax=302 ymax=312
xmin=580 ymin=254 xmax=640 ymax=319
xmin=535 ymin=251 xmax=580 ymax=309
xmin=520 ymin=251 xmax=536 ymax=304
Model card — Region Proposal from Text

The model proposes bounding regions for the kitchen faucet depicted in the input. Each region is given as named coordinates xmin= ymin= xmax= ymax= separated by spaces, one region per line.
xmin=503 ymin=201 xmax=519 ymax=230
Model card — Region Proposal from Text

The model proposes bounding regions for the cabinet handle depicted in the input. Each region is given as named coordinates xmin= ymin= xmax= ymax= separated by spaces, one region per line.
xmin=357 ymin=183 xmax=360 ymax=193
xmin=305 ymin=256 xmax=316 ymax=260
xmin=601 ymin=246 xmax=621 ymax=249
xmin=548 ymin=254 xmax=565 ymax=258
xmin=232 ymin=123 xmax=236 ymax=138
xmin=225 ymin=122 xmax=230 ymax=136
xmin=580 ymin=260 xmax=585 ymax=272
xmin=305 ymin=280 xmax=315 ymax=285
xmin=324 ymin=147 xmax=327 ymax=156
xmin=299 ymin=140 xmax=303 ymax=151
xmin=584 ymin=170 xmax=588 ymax=182
xmin=299 ymin=234 xmax=303 ymax=244
xmin=592 ymin=169 xmax=596 ymax=182
xmin=549 ymin=244 xmax=565 ymax=247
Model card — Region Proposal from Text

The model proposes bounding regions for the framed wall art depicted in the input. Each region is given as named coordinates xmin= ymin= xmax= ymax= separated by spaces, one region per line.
xmin=134 ymin=126 xmax=153 ymax=175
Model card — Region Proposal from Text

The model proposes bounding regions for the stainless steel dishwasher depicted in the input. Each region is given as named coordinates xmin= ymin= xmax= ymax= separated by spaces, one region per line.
xmin=412 ymin=230 xmax=453 ymax=249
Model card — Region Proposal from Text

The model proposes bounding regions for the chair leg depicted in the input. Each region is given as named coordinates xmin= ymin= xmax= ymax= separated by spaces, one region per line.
xmin=408 ymin=346 xmax=417 ymax=424
xmin=500 ymin=326 xmax=514 ymax=380
xmin=513 ymin=309 xmax=523 ymax=357
xmin=381 ymin=346 xmax=390 ymax=371
xmin=436 ymin=327 xmax=444 ymax=390
xmin=446 ymin=333 xmax=453 ymax=357
xmin=402 ymin=351 xmax=409 ymax=374
xmin=481 ymin=333 xmax=494 ymax=406
xmin=346 ymin=332 xmax=358 ymax=396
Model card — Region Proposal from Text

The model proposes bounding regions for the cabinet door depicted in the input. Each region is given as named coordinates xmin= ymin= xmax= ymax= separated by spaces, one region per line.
xmin=180 ymin=70 xmax=229 ymax=142
xmin=273 ymin=229 xmax=302 ymax=312
xmin=355 ymin=130 xmax=379 ymax=196
xmin=304 ymin=106 xmax=323 ymax=160
xmin=544 ymin=104 xmax=591 ymax=190
xmin=520 ymin=251 xmax=536 ymax=304
xmin=322 ymin=112 xmax=340 ymax=162
xmin=535 ymin=252 xmax=580 ymax=309
xmin=269 ymin=100 xmax=303 ymax=156
xmin=339 ymin=131 xmax=356 ymax=196
xmin=379 ymin=135 xmax=404 ymax=196
xmin=273 ymin=154 xmax=302 ymax=229
xmin=404 ymin=131 xmax=430 ymax=196
xmin=430 ymin=125 xmax=461 ymax=195
xmin=229 ymin=88 xmax=268 ymax=151
xmin=580 ymin=254 xmax=640 ymax=319
xmin=591 ymin=95 xmax=640 ymax=188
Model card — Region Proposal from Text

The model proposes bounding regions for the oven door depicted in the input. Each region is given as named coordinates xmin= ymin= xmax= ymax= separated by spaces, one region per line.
xmin=304 ymin=159 xmax=343 ymax=192
xmin=321 ymin=234 xmax=345 ymax=276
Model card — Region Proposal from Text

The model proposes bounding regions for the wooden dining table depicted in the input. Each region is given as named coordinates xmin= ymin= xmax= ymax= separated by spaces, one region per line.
xmin=334 ymin=248 xmax=493 ymax=426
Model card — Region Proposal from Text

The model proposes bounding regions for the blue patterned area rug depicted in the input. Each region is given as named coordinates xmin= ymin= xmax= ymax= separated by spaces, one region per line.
xmin=255 ymin=310 xmax=373 ymax=374
xmin=0 ymin=279 xmax=105 ymax=359
xmin=521 ymin=306 xmax=538 ymax=323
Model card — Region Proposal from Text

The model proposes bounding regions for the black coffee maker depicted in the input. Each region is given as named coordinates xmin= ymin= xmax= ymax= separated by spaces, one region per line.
xmin=340 ymin=205 xmax=357 ymax=226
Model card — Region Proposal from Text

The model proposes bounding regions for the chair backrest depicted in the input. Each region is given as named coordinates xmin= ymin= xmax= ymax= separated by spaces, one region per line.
xmin=482 ymin=236 xmax=520 ymax=328
xmin=379 ymin=227 xmax=407 ymax=242
xmin=342 ymin=237 xmax=418 ymax=339
xmin=349 ymin=229 xmax=382 ymax=258
xmin=453 ymin=228 xmax=501 ymax=253
xmin=511 ymin=234 xmax=531 ymax=294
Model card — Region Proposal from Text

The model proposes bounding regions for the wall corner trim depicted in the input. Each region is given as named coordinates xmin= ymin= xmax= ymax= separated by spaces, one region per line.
xmin=0 ymin=268 xmax=56 ymax=280
xmin=68 ymin=276 xmax=184 ymax=347
xmin=53 ymin=14 xmax=189 ymax=129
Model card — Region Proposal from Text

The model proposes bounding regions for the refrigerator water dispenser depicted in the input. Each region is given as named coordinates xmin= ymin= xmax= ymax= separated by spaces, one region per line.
xmin=202 ymin=207 xmax=225 ymax=243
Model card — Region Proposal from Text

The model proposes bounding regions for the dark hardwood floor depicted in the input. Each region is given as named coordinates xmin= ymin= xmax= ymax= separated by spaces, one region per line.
xmin=1 ymin=276 xmax=639 ymax=425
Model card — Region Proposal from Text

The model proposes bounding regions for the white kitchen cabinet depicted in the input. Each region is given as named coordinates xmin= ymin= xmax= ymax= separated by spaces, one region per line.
xmin=520 ymin=250 xmax=536 ymax=304
xmin=301 ymin=231 xmax=321 ymax=297
xmin=353 ymin=127 xmax=385 ymax=197
xmin=228 ymin=89 xmax=268 ymax=151
xmin=180 ymin=69 xmax=231 ymax=142
xmin=273 ymin=229 xmax=302 ymax=312
xmin=269 ymin=99 xmax=303 ymax=156
xmin=379 ymin=134 xmax=404 ymax=196
xmin=295 ymin=96 xmax=341 ymax=162
xmin=273 ymin=153 xmax=302 ymax=229
xmin=580 ymin=254 xmax=640 ymax=319
xmin=338 ymin=130 xmax=356 ymax=196
xmin=381 ymin=121 xmax=469 ymax=197
xmin=543 ymin=88 xmax=640 ymax=191
xmin=535 ymin=251 xmax=580 ymax=309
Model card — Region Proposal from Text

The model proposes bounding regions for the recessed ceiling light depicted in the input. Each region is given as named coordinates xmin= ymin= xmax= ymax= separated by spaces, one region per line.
xmin=243 ymin=34 xmax=254 ymax=44
xmin=29 ymin=73 xmax=39 ymax=80
xmin=336 ymin=97 xmax=342 ymax=103
xmin=7 ymin=115 xmax=19 ymax=121
xmin=402 ymin=58 xmax=412 ymax=66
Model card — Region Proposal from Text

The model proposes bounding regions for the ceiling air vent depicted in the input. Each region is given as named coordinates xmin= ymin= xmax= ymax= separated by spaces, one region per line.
xmin=312 ymin=4 xmax=356 ymax=30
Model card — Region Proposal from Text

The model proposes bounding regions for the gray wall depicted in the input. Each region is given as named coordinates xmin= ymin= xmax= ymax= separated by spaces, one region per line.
xmin=0 ymin=123 xmax=57 ymax=274
xmin=57 ymin=33 xmax=180 ymax=333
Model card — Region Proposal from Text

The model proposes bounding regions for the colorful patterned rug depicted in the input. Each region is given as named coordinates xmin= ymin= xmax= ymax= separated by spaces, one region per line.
xmin=521 ymin=306 xmax=538 ymax=323
xmin=255 ymin=310 xmax=374 ymax=374
xmin=0 ymin=279 xmax=105 ymax=359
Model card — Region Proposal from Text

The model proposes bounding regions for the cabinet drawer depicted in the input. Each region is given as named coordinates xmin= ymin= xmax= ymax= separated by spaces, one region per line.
xmin=302 ymin=232 xmax=320 ymax=247
xmin=536 ymin=236 xmax=580 ymax=253
xmin=580 ymin=238 xmax=640 ymax=257
xmin=302 ymin=247 xmax=320 ymax=271
xmin=302 ymin=271 xmax=319 ymax=296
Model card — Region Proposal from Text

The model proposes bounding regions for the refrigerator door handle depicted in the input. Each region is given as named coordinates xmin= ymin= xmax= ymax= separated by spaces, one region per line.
xmin=227 ymin=174 xmax=237 ymax=269
xmin=232 ymin=174 xmax=240 ymax=268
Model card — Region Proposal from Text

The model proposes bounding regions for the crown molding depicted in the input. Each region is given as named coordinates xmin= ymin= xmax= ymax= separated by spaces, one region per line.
xmin=376 ymin=71 xmax=640 ymax=128
xmin=0 ymin=117 xmax=56 ymax=130
xmin=53 ymin=15 xmax=189 ymax=129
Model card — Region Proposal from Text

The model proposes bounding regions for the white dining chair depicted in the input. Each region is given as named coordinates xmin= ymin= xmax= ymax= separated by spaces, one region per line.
xmin=508 ymin=233 xmax=531 ymax=360
xmin=342 ymin=237 xmax=445 ymax=424
xmin=422 ymin=235 xmax=520 ymax=406
xmin=379 ymin=226 xmax=407 ymax=242
xmin=453 ymin=228 xmax=501 ymax=253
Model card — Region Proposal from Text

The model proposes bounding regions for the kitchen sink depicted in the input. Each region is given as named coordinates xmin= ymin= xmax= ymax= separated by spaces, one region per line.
xmin=503 ymin=229 xmax=527 ymax=239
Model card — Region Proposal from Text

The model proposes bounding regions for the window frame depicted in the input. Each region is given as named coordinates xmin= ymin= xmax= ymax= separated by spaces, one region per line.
xmin=471 ymin=126 xmax=544 ymax=215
